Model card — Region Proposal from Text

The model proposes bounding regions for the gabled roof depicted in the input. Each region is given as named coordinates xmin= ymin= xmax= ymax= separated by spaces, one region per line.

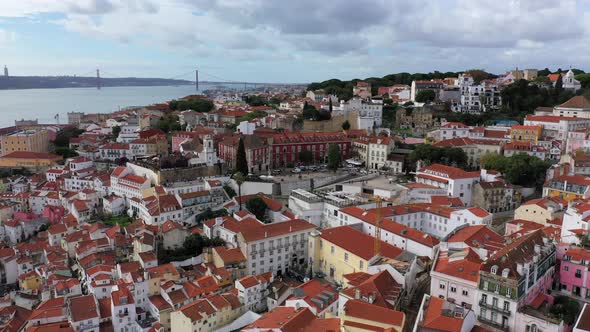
xmin=320 ymin=226 xmax=403 ymax=261
xmin=557 ymin=95 xmax=590 ymax=109
xmin=343 ymin=299 xmax=405 ymax=327
xmin=433 ymin=248 xmax=482 ymax=283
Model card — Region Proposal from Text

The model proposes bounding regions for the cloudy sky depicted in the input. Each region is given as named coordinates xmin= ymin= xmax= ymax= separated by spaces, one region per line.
xmin=0 ymin=0 xmax=589 ymax=83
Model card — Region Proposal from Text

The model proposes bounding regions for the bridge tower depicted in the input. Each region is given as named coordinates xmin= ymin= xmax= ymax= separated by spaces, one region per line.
xmin=96 ymin=69 xmax=101 ymax=90
xmin=195 ymin=69 xmax=199 ymax=91
xmin=3 ymin=65 xmax=8 ymax=78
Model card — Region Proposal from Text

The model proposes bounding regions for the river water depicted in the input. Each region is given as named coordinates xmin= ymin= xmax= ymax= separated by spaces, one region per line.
xmin=0 ymin=84 xmax=229 ymax=128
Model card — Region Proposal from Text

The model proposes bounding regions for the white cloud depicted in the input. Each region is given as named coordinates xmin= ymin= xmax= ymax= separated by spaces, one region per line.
xmin=2 ymin=0 xmax=590 ymax=81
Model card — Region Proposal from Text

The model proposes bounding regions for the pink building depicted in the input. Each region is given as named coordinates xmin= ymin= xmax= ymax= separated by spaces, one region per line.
xmin=559 ymin=248 xmax=590 ymax=300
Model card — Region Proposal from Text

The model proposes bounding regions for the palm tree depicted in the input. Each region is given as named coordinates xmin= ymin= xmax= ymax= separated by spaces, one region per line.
xmin=233 ymin=172 xmax=246 ymax=211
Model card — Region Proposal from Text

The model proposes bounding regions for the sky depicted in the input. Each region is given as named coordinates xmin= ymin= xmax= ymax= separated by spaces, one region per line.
xmin=1 ymin=0 xmax=590 ymax=83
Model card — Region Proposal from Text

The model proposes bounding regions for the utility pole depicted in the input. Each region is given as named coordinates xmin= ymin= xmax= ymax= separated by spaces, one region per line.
xmin=195 ymin=69 xmax=199 ymax=91
xmin=96 ymin=69 xmax=101 ymax=90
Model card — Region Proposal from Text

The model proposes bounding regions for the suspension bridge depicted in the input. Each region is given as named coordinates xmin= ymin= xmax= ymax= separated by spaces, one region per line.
xmin=71 ymin=67 xmax=292 ymax=91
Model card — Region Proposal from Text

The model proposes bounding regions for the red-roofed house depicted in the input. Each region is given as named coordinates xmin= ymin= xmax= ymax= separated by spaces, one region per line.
xmin=413 ymin=294 xmax=476 ymax=332
xmin=415 ymin=164 xmax=480 ymax=205
xmin=514 ymin=197 xmax=565 ymax=225
xmin=236 ymin=272 xmax=273 ymax=312
xmin=310 ymin=226 xmax=404 ymax=284
xmin=430 ymin=248 xmax=482 ymax=309
xmin=341 ymin=299 xmax=405 ymax=332
xmin=285 ymin=280 xmax=338 ymax=317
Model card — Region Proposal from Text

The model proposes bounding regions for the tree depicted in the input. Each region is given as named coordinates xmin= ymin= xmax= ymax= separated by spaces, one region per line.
xmin=246 ymin=197 xmax=268 ymax=222
xmin=327 ymin=144 xmax=341 ymax=171
xmin=233 ymin=172 xmax=246 ymax=211
xmin=408 ymin=144 xmax=468 ymax=170
xmin=53 ymin=127 xmax=85 ymax=147
xmin=235 ymin=137 xmax=249 ymax=175
xmin=112 ymin=126 xmax=121 ymax=138
xmin=464 ymin=69 xmax=495 ymax=84
xmin=550 ymin=296 xmax=581 ymax=325
xmin=223 ymin=185 xmax=236 ymax=198
xmin=169 ymin=98 xmax=214 ymax=112
xmin=302 ymin=102 xmax=320 ymax=120
xmin=415 ymin=90 xmax=436 ymax=103
xmin=55 ymin=147 xmax=78 ymax=158
xmin=328 ymin=99 xmax=333 ymax=113
xmin=480 ymin=153 xmax=549 ymax=188
xmin=298 ymin=150 xmax=313 ymax=165
xmin=342 ymin=120 xmax=351 ymax=130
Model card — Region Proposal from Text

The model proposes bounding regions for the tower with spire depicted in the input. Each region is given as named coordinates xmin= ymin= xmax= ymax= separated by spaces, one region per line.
xmin=3 ymin=65 xmax=7 ymax=78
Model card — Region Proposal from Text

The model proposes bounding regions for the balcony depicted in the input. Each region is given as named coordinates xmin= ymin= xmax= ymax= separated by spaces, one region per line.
xmin=479 ymin=300 xmax=511 ymax=315
xmin=477 ymin=315 xmax=509 ymax=332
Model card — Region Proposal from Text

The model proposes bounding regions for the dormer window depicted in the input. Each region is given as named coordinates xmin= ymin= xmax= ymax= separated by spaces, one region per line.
xmin=502 ymin=268 xmax=510 ymax=278
xmin=491 ymin=265 xmax=498 ymax=274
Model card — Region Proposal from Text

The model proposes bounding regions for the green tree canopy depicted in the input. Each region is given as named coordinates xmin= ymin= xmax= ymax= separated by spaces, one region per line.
xmin=342 ymin=120 xmax=351 ymax=130
xmin=246 ymin=197 xmax=268 ymax=222
xmin=298 ymin=150 xmax=313 ymax=164
xmin=549 ymin=295 xmax=581 ymax=325
xmin=415 ymin=89 xmax=436 ymax=103
xmin=169 ymin=98 xmax=214 ymax=112
xmin=408 ymin=144 xmax=468 ymax=169
xmin=112 ymin=126 xmax=121 ymax=138
xmin=327 ymin=144 xmax=341 ymax=171
xmin=53 ymin=127 xmax=85 ymax=147
xmin=480 ymin=153 xmax=549 ymax=188
xmin=235 ymin=137 xmax=249 ymax=175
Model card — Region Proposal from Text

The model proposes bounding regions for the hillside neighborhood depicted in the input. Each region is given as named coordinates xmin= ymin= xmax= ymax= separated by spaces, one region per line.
xmin=2 ymin=68 xmax=590 ymax=332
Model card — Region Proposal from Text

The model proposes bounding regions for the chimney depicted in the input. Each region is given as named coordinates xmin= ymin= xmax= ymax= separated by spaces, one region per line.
xmin=265 ymin=231 xmax=268 ymax=238
xmin=354 ymin=289 xmax=361 ymax=300
xmin=368 ymin=292 xmax=376 ymax=304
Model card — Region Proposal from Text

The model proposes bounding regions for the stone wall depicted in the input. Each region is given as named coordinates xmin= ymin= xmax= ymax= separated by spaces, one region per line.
xmin=302 ymin=112 xmax=358 ymax=132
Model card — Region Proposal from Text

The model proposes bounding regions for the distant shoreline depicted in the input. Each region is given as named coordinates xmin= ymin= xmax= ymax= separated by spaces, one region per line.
xmin=0 ymin=76 xmax=194 ymax=90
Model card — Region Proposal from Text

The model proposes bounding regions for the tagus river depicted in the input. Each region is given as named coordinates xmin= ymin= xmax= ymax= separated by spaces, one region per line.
xmin=0 ymin=84 xmax=227 ymax=128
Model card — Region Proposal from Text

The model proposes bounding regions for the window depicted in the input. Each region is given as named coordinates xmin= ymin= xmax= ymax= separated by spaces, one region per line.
xmin=462 ymin=290 xmax=468 ymax=296
xmin=481 ymin=294 xmax=487 ymax=303
xmin=491 ymin=265 xmax=498 ymax=274
xmin=439 ymin=283 xmax=445 ymax=290
xmin=503 ymin=301 xmax=509 ymax=311
xmin=359 ymin=261 xmax=364 ymax=269
xmin=450 ymin=286 xmax=457 ymax=293
xmin=331 ymin=246 xmax=335 ymax=254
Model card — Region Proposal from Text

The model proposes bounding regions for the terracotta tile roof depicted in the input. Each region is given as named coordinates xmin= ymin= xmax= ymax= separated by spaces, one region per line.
xmin=68 ymin=294 xmax=98 ymax=322
xmin=480 ymin=230 xmax=548 ymax=279
xmin=341 ymin=270 xmax=402 ymax=309
xmin=149 ymin=295 xmax=172 ymax=311
xmin=288 ymin=280 xmax=338 ymax=313
xmin=0 ymin=306 xmax=32 ymax=332
xmin=0 ymin=151 xmax=62 ymax=160
xmin=557 ymin=95 xmax=590 ymax=109
xmin=421 ymin=296 xmax=465 ymax=332
xmin=343 ymin=299 xmax=405 ymax=327
xmin=111 ymin=287 xmax=134 ymax=306
xmin=320 ymin=226 xmax=403 ymax=261
xmin=240 ymin=219 xmax=315 ymax=243
xmin=212 ymin=246 xmax=246 ymax=263
xmin=446 ymin=225 xmax=504 ymax=252
xmin=434 ymin=248 xmax=482 ymax=283
xmin=236 ymin=193 xmax=283 ymax=212
xmin=418 ymin=163 xmax=480 ymax=180
xmin=245 ymin=307 xmax=317 ymax=331
xmin=466 ymin=207 xmax=491 ymax=218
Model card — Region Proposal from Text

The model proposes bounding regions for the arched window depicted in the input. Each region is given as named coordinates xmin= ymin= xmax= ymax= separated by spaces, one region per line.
xmin=491 ymin=265 xmax=498 ymax=274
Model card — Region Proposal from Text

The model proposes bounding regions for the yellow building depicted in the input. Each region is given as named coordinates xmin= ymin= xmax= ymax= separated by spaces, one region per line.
xmin=514 ymin=197 xmax=565 ymax=224
xmin=309 ymin=226 xmax=403 ymax=285
xmin=207 ymin=246 xmax=247 ymax=283
xmin=18 ymin=271 xmax=41 ymax=290
xmin=146 ymin=263 xmax=180 ymax=295
xmin=341 ymin=299 xmax=405 ymax=332
xmin=0 ymin=151 xmax=62 ymax=170
xmin=544 ymin=174 xmax=590 ymax=202
xmin=171 ymin=293 xmax=243 ymax=332
xmin=510 ymin=125 xmax=542 ymax=143
xmin=0 ymin=129 xmax=49 ymax=156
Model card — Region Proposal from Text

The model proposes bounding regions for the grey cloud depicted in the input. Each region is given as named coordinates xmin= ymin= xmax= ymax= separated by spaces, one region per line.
xmin=68 ymin=0 xmax=116 ymax=15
